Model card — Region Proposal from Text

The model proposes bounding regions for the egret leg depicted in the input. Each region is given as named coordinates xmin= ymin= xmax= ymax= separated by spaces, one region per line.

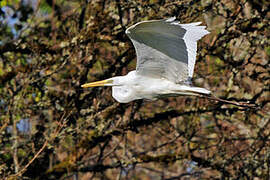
xmin=201 ymin=94 xmax=258 ymax=109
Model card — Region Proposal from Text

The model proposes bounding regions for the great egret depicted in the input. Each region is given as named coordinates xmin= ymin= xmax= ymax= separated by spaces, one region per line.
xmin=81 ymin=17 xmax=254 ymax=107
xmin=82 ymin=17 xmax=210 ymax=103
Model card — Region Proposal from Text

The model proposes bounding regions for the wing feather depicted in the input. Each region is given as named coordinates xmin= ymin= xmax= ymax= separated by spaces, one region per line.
xmin=126 ymin=17 xmax=209 ymax=83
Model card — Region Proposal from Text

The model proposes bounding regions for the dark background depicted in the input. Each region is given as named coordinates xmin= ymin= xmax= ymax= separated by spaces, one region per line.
xmin=0 ymin=0 xmax=269 ymax=179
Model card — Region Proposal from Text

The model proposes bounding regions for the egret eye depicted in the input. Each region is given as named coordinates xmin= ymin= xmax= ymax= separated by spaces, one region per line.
xmin=118 ymin=86 xmax=130 ymax=95
xmin=123 ymin=88 xmax=129 ymax=94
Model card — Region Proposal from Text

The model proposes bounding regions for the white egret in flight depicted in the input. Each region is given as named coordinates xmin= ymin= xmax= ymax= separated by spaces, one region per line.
xmin=81 ymin=17 xmax=255 ymax=107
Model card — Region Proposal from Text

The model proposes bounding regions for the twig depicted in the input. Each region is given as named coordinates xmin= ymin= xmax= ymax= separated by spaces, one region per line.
xmin=10 ymin=110 xmax=72 ymax=178
xmin=14 ymin=140 xmax=48 ymax=177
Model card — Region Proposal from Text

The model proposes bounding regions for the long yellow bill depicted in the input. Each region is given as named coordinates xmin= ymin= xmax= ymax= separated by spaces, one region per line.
xmin=81 ymin=79 xmax=113 ymax=88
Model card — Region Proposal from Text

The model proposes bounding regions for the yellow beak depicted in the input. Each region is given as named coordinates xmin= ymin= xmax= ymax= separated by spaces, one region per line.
xmin=81 ymin=79 xmax=113 ymax=88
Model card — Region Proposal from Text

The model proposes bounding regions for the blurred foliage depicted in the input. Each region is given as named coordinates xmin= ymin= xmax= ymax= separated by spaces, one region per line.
xmin=0 ymin=0 xmax=269 ymax=179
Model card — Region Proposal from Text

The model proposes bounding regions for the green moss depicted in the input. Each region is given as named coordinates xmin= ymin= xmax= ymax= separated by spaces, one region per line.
xmin=18 ymin=148 xmax=27 ymax=157
xmin=215 ymin=57 xmax=224 ymax=66
xmin=3 ymin=153 xmax=12 ymax=160
xmin=265 ymin=46 xmax=270 ymax=57
xmin=47 ymin=160 xmax=75 ymax=173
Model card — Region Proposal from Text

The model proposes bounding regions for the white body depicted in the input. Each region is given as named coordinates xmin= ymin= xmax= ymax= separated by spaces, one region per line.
xmin=112 ymin=71 xmax=210 ymax=103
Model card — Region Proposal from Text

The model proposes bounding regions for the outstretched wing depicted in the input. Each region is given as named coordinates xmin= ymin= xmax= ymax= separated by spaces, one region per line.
xmin=125 ymin=17 xmax=209 ymax=83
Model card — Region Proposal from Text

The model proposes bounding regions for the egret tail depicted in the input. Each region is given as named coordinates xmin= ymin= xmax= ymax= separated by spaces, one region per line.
xmin=173 ymin=85 xmax=211 ymax=96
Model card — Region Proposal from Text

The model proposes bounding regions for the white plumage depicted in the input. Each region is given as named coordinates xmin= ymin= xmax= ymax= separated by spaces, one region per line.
xmin=82 ymin=17 xmax=211 ymax=103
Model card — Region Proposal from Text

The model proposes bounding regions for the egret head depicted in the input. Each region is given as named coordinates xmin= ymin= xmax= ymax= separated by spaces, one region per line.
xmin=81 ymin=74 xmax=138 ymax=103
